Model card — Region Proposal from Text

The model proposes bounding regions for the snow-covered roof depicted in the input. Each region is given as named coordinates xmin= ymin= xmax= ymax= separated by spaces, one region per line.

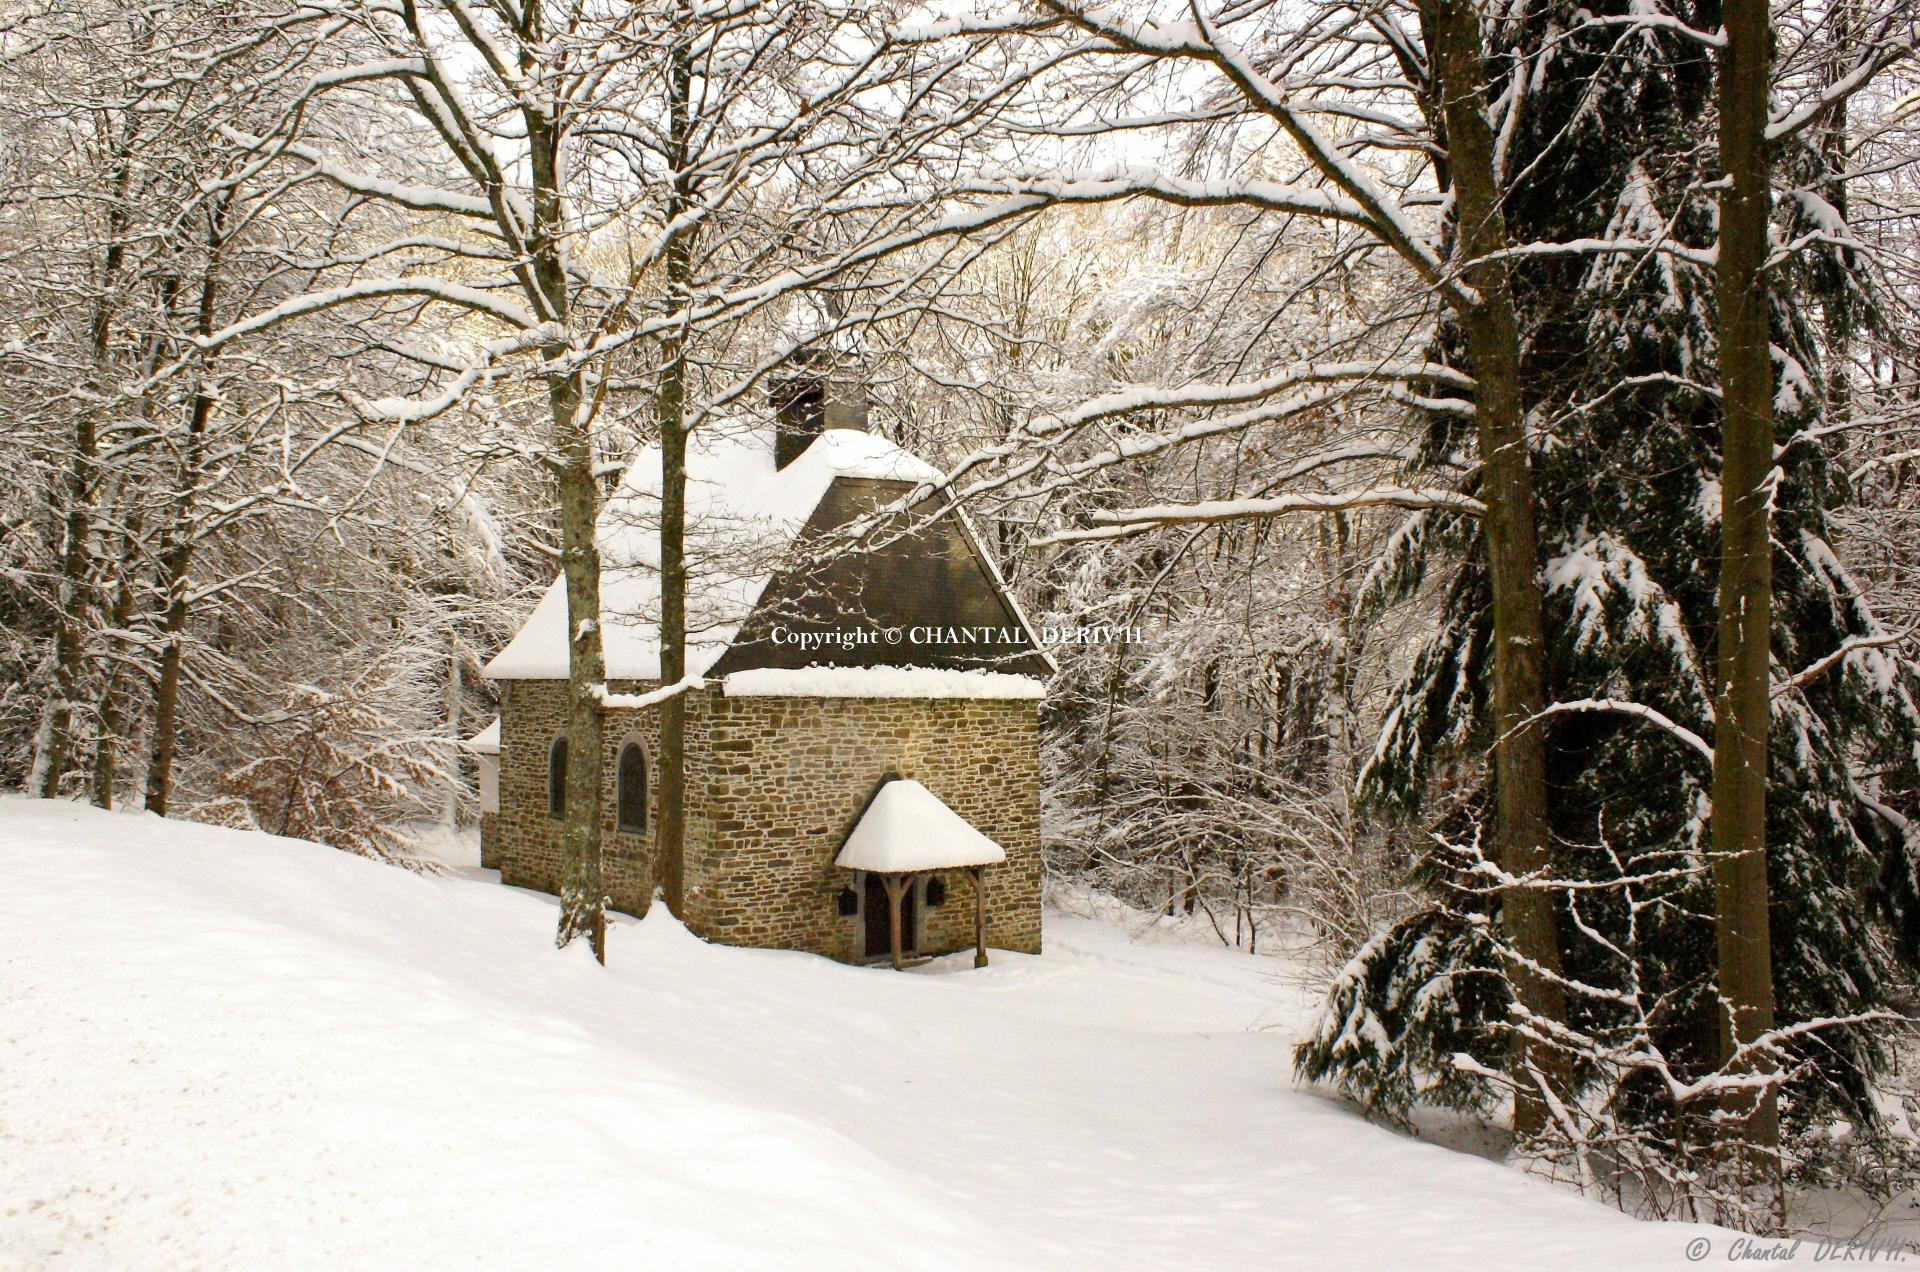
xmin=834 ymin=780 xmax=1008 ymax=873
xmin=723 ymin=666 xmax=1045 ymax=700
xmin=464 ymin=719 xmax=500 ymax=754
xmin=485 ymin=424 xmax=941 ymax=681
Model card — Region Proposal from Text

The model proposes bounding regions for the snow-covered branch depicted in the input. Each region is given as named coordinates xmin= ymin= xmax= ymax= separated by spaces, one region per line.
xmin=1039 ymin=487 xmax=1483 ymax=545
xmin=1517 ymin=698 xmax=1714 ymax=763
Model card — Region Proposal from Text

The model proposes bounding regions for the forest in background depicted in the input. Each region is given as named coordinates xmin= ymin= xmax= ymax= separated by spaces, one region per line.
xmin=4 ymin=0 xmax=1920 ymax=1235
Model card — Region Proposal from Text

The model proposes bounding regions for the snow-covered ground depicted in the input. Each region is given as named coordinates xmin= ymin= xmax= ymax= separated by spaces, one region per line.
xmin=2 ymin=797 xmax=1741 ymax=1270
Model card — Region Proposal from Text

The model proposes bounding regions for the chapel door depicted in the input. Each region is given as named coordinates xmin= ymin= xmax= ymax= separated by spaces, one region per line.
xmin=862 ymin=874 xmax=915 ymax=960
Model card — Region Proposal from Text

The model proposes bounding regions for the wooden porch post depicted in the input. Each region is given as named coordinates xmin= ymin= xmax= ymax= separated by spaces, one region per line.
xmin=883 ymin=873 xmax=909 ymax=971
xmin=972 ymin=865 xmax=988 ymax=968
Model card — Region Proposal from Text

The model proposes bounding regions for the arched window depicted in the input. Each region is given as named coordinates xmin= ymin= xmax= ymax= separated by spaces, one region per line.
xmin=617 ymin=741 xmax=648 ymax=834
xmin=547 ymin=735 xmax=568 ymax=821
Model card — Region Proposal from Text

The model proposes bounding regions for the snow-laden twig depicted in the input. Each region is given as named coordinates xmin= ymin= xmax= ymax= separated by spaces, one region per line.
xmin=1039 ymin=487 xmax=1484 ymax=544
xmin=198 ymin=279 xmax=544 ymax=350
xmin=1766 ymin=33 xmax=1916 ymax=142
xmin=1507 ymin=697 xmax=1714 ymax=764
xmin=1775 ymin=628 xmax=1916 ymax=697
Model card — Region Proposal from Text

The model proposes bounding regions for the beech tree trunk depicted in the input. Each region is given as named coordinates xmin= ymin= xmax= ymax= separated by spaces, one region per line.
xmin=147 ymin=198 xmax=227 ymax=817
xmin=444 ymin=628 xmax=462 ymax=831
xmin=656 ymin=381 xmax=689 ymax=917
xmin=145 ymin=390 xmax=208 ymax=817
xmin=654 ymin=25 xmax=694 ymax=920
xmin=526 ymin=47 xmax=608 ymax=963
xmin=552 ymin=366 xmax=608 ymax=963
xmin=145 ymin=511 xmax=198 ymax=817
xmin=1711 ymin=0 xmax=1781 ymax=1167
xmin=1423 ymin=0 xmax=1570 ymax=1138
xmin=91 ymin=507 xmax=142 ymax=808
xmin=36 ymin=143 xmax=133 ymax=797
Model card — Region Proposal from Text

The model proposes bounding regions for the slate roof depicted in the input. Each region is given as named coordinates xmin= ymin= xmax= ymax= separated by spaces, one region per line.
xmin=484 ymin=423 xmax=1051 ymax=689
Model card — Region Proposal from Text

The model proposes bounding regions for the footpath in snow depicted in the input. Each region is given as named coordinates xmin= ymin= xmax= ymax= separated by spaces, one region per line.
xmin=0 ymin=797 xmax=1735 ymax=1270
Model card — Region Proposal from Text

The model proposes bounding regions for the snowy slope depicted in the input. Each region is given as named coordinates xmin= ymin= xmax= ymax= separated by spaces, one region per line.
xmin=0 ymin=798 xmax=1728 ymax=1271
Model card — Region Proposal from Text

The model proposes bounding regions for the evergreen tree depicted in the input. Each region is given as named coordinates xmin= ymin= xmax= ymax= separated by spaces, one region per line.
xmin=1297 ymin=0 xmax=1920 ymax=1162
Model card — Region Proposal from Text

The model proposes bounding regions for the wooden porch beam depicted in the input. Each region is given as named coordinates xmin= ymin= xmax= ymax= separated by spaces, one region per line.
xmin=972 ymin=865 xmax=988 ymax=969
xmin=882 ymin=873 xmax=910 ymax=971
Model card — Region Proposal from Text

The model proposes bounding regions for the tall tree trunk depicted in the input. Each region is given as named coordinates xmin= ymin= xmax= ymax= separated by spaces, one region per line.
xmin=525 ymin=57 xmax=608 ymax=963
xmin=39 ymin=410 xmax=98 ymax=799
xmin=1423 ymin=0 xmax=1570 ymax=1138
xmin=91 ymin=505 xmax=143 ymax=809
xmin=97 ymin=287 xmax=180 ymax=810
xmin=1820 ymin=0 xmax=1853 ymax=424
xmin=37 ymin=144 xmax=133 ymax=797
xmin=656 ymin=369 xmax=689 ymax=917
xmin=144 ymin=521 xmax=192 ymax=817
xmin=654 ymin=24 xmax=694 ymax=920
xmin=552 ymin=366 xmax=608 ymax=962
xmin=146 ymin=410 xmax=207 ymax=817
xmin=1712 ymin=0 xmax=1781 ymax=1169
xmin=444 ymin=628 xmax=463 ymax=831
xmin=147 ymin=200 xmax=225 ymax=817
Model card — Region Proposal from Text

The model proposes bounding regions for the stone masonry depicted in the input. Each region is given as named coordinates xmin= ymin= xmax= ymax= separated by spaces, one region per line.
xmin=492 ymin=679 xmax=1042 ymax=963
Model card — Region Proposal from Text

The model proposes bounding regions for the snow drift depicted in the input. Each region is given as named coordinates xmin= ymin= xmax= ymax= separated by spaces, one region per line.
xmin=0 ymin=798 xmax=1725 ymax=1270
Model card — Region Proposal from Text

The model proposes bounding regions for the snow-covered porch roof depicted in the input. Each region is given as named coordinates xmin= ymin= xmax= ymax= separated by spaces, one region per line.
xmin=834 ymin=779 xmax=1006 ymax=874
xmin=464 ymin=719 xmax=500 ymax=755
xmin=836 ymin=780 xmax=1004 ymax=971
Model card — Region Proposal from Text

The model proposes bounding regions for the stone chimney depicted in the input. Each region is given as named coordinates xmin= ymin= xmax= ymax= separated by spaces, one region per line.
xmin=772 ymin=347 xmax=867 ymax=470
